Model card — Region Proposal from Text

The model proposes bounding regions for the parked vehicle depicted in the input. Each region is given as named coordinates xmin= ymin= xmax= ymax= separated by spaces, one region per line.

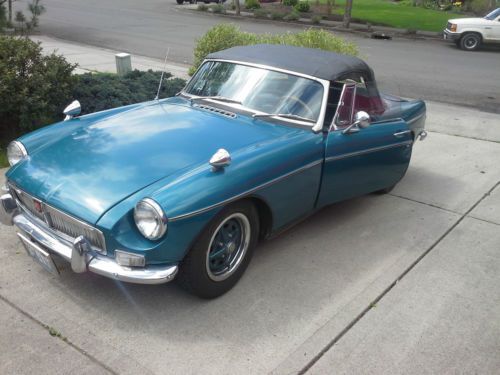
xmin=0 ymin=45 xmax=427 ymax=298
xmin=444 ymin=8 xmax=500 ymax=50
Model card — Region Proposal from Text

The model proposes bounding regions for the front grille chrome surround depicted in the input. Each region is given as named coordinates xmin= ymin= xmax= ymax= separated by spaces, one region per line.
xmin=9 ymin=183 xmax=106 ymax=254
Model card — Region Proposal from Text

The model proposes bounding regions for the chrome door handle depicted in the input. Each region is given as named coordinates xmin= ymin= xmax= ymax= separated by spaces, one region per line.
xmin=393 ymin=130 xmax=411 ymax=138
xmin=485 ymin=27 xmax=492 ymax=29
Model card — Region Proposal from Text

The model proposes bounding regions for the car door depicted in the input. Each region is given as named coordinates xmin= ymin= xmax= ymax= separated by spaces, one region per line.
xmin=485 ymin=15 xmax=500 ymax=40
xmin=317 ymin=83 xmax=413 ymax=207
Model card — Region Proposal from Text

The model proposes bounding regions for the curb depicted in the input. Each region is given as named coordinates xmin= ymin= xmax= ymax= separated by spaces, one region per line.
xmin=178 ymin=5 xmax=443 ymax=41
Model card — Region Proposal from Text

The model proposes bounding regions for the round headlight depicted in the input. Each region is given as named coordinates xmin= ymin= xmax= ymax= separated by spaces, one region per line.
xmin=7 ymin=141 xmax=28 ymax=167
xmin=134 ymin=198 xmax=167 ymax=240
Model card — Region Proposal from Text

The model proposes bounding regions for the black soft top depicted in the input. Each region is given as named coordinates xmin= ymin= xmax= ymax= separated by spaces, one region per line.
xmin=206 ymin=44 xmax=375 ymax=82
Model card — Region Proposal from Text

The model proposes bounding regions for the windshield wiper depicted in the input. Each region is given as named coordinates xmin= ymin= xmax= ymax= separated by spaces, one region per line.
xmin=253 ymin=113 xmax=316 ymax=124
xmin=190 ymin=96 xmax=242 ymax=105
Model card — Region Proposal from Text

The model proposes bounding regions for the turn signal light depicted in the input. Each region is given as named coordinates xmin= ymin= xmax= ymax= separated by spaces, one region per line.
xmin=450 ymin=24 xmax=457 ymax=32
xmin=115 ymin=250 xmax=145 ymax=267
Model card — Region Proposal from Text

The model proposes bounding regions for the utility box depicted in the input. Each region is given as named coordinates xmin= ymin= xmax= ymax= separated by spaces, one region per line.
xmin=115 ymin=53 xmax=132 ymax=76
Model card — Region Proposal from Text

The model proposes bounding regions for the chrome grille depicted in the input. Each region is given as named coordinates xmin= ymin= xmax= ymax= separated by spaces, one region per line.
xmin=9 ymin=184 xmax=106 ymax=253
xmin=15 ymin=189 xmax=45 ymax=221
xmin=195 ymin=104 xmax=237 ymax=119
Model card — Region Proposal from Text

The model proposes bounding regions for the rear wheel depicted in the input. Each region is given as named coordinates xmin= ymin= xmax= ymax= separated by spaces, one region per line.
xmin=176 ymin=0 xmax=183 ymax=4
xmin=459 ymin=33 xmax=481 ymax=51
xmin=178 ymin=201 xmax=259 ymax=299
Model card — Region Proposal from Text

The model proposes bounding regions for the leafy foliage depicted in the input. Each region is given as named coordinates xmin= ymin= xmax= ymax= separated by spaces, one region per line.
xmin=190 ymin=24 xmax=358 ymax=75
xmin=283 ymin=0 xmax=299 ymax=6
xmin=253 ymin=8 xmax=269 ymax=18
xmin=209 ymin=4 xmax=226 ymax=13
xmin=294 ymin=1 xmax=311 ymax=12
xmin=283 ymin=10 xmax=300 ymax=20
xmin=270 ymin=11 xmax=286 ymax=19
xmin=72 ymin=70 xmax=186 ymax=115
xmin=0 ymin=36 xmax=76 ymax=138
xmin=244 ymin=0 xmax=261 ymax=9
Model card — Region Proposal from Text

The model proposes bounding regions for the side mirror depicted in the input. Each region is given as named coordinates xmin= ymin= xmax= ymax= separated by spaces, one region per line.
xmin=63 ymin=100 xmax=81 ymax=121
xmin=342 ymin=111 xmax=371 ymax=134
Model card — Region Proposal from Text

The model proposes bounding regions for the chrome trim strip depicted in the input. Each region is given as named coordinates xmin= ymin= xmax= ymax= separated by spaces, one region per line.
xmin=169 ymin=159 xmax=323 ymax=222
xmin=325 ymin=140 xmax=413 ymax=163
xmin=182 ymin=59 xmax=330 ymax=130
xmin=13 ymin=214 xmax=178 ymax=285
xmin=407 ymin=112 xmax=426 ymax=125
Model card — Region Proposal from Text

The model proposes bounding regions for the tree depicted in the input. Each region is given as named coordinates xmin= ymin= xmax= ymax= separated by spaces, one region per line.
xmin=234 ymin=0 xmax=240 ymax=16
xmin=343 ymin=0 xmax=353 ymax=28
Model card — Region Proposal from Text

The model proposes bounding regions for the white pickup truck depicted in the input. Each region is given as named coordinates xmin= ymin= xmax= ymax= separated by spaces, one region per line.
xmin=443 ymin=8 xmax=500 ymax=50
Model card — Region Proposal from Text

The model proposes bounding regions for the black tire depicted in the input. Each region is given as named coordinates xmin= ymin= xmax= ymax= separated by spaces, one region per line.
xmin=178 ymin=201 xmax=259 ymax=299
xmin=176 ymin=0 xmax=183 ymax=4
xmin=459 ymin=33 xmax=481 ymax=51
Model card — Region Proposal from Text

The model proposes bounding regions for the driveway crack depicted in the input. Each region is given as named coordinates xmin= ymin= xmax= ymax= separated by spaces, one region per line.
xmin=298 ymin=180 xmax=500 ymax=374
xmin=0 ymin=293 xmax=118 ymax=375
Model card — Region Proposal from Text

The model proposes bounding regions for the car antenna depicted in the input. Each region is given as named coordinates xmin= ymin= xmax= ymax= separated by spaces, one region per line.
xmin=155 ymin=47 xmax=171 ymax=101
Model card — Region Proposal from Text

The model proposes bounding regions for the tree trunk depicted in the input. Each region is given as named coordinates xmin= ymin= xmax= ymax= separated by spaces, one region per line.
xmin=8 ymin=0 xmax=12 ymax=23
xmin=234 ymin=0 xmax=240 ymax=16
xmin=343 ymin=0 xmax=353 ymax=28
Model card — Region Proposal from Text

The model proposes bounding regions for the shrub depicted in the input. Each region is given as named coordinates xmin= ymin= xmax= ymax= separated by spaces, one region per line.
xmin=270 ymin=11 xmax=286 ymax=20
xmin=209 ymin=4 xmax=226 ymax=13
xmin=294 ymin=1 xmax=310 ymax=12
xmin=283 ymin=10 xmax=300 ymax=20
xmin=190 ymin=24 xmax=359 ymax=74
xmin=197 ymin=4 xmax=208 ymax=11
xmin=470 ymin=0 xmax=492 ymax=15
xmin=283 ymin=0 xmax=298 ymax=6
xmin=311 ymin=15 xmax=322 ymax=24
xmin=0 ymin=36 xmax=76 ymax=139
xmin=245 ymin=0 xmax=261 ymax=9
xmin=253 ymin=8 xmax=269 ymax=18
xmin=72 ymin=70 xmax=186 ymax=115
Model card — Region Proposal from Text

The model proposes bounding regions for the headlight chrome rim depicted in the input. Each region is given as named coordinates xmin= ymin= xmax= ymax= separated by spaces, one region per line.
xmin=134 ymin=198 xmax=167 ymax=240
xmin=7 ymin=141 xmax=28 ymax=167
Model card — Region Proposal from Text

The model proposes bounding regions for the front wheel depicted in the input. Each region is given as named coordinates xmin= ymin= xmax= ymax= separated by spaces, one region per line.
xmin=459 ymin=33 xmax=481 ymax=51
xmin=178 ymin=201 xmax=259 ymax=299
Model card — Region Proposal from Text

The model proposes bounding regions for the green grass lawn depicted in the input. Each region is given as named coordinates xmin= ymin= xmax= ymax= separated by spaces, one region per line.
xmin=331 ymin=0 xmax=467 ymax=32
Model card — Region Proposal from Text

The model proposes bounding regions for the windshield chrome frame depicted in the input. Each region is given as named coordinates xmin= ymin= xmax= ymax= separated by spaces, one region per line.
xmin=181 ymin=58 xmax=330 ymax=132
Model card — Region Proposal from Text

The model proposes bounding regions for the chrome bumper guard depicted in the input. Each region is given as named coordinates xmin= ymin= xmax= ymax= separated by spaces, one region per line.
xmin=1 ymin=193 xmax=178 ymax=285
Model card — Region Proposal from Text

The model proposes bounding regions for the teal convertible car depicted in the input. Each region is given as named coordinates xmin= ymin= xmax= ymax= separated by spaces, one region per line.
xmin=0 ymin=45 xmax=427 ymax=298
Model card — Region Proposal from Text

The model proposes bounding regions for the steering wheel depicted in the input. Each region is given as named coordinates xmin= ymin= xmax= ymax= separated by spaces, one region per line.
xmin=280 ymin=96 xmax=314 ymax=119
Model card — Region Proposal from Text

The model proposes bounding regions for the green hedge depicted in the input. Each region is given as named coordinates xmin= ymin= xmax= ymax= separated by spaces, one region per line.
xmin=0 ymin=35 xmax=186 ymax=156
xmin=73 ymin=70 xmax=186 ymax=115
xmin=0 ymin=36 xmax=76 ymax=138
xmin=190 ymin=24 xmax=359 ymax=75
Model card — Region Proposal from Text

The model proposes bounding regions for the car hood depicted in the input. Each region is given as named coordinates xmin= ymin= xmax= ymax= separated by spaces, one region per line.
xmin=8 ymin=99 xmax=294 ymax=224
xmin=449 ymin=17 xmax=488 ymax=25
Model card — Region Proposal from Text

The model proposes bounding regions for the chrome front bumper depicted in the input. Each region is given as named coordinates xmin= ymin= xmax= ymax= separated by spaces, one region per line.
xmin=1 ymin=193 xmax=178 ymax=285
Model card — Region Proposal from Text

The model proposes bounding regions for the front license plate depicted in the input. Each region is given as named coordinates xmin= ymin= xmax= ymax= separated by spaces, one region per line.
xmin=18 ymin=232 xmax=59 ymax=276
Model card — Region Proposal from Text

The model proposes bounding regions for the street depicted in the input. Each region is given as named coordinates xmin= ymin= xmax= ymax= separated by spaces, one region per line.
xmin=14 ymin=0 xmax=500 ymax=113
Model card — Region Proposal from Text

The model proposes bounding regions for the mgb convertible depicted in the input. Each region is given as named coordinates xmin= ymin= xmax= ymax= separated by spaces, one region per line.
xmin=1 ymin=45 xmax=427 ymax=298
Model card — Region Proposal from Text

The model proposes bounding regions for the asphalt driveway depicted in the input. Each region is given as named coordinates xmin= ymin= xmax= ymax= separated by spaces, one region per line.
xmin=1 ymin=102 xmax=499 ymax=374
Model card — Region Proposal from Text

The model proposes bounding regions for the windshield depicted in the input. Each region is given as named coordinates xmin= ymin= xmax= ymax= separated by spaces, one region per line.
xmin=485 ymin=8 xmax=500 ymax=20
xmin=184 ymin=61 xmax=325 ymax=123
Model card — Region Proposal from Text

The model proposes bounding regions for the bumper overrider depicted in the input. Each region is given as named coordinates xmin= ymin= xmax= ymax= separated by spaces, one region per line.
xmin=0 ymin=192 xmax=178 ymax=285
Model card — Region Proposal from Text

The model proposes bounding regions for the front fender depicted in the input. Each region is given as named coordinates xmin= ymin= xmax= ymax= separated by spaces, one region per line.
xmin=97 ymin=129 xmax=324 ymax=263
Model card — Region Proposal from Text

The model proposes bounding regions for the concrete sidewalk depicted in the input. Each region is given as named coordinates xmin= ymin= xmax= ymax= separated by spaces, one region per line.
xmin=1 ymin=36 xmax=500 ymax=375
xmin=32 ymin=35 xmax=190 ymax=80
